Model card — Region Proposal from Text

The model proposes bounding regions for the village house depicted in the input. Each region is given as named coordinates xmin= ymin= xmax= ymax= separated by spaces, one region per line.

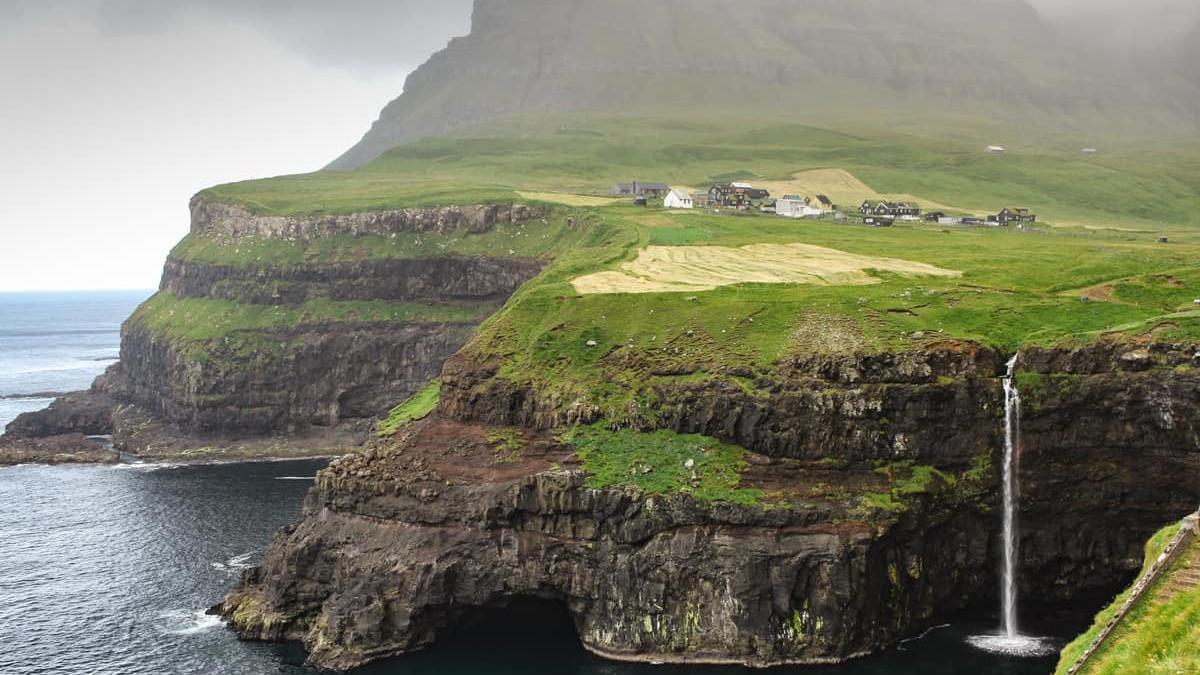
xmin=810 ymin=194 xmax=835 ymax=211
xmin=859 ymin=200 xmax=921 ymax=219
xmin=611 ymin=181 xmax=671 ymax=198
xmin=989 ymin=207 xmax=1036 ymax=225
xmin=775 ymin=196 xmax=824 ymax=219
xmin=690 ymin=191 xmax=712 ymax=209
xmin=664 ymin=188 xmax=694 ymax=209
xmin=709 ymin=182 xmax=770 ymax=209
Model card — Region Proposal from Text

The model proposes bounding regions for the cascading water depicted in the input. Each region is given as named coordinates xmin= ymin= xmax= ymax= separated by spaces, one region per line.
xmin=1001 ymin=353 xmax=1021 ymax=638
xmin=967 ymin=354 xmax=1056 ymax=657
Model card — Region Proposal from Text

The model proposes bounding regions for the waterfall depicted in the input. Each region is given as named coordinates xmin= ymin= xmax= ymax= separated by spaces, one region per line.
xmin=1001 ymin=354 xmax=1021 ymax=638
xmin=966 ymin=354 xmax=1054 ymax=656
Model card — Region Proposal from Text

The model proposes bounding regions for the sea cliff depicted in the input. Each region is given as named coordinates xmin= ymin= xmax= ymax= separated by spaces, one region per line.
xmin=216 ymin=341 xmax=1200 ymax=669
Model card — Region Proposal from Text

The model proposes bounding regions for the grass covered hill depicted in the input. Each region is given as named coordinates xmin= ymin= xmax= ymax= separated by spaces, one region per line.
xmin=189 ymin=115 xmax=1200 ymax=426
xmin=331 ymin=0 xmax=1200 ymax=169
xmin=208 ymin=116 xmax=1200 ymax=229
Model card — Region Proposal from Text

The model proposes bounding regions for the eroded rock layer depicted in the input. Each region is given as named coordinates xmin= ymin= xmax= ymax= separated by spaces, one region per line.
xmin=1 ymin=198 xmax=549 ymax=451
xmin=218 ymin=341 xmax=1200 ymax=670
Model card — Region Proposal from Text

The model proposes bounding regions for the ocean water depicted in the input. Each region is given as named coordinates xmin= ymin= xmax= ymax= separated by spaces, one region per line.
xmin=0 ymin=290 xmax=151 ymax=432
xmin=0 ymin=292 xmax=1080 ymax=674
xmin=0 ymin=462 xmax=1079 ymax=675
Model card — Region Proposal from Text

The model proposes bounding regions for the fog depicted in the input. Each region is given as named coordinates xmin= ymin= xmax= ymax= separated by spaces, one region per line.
xmin=0 ymin=1 xmax=472 ymax=292
xmin=0 ymin=0 xmax=1192 ymax=291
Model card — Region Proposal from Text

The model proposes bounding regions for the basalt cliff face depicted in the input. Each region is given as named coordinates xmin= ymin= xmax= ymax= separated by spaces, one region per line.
xmin=1 ymin=198 xmax=549 ymax=459
xmin=218 ymin=341 xmax=1200 ymax=670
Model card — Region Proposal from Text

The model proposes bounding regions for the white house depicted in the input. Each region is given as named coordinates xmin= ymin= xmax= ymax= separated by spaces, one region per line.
xmin=776 ymin=197 xmax=824 ymax=219
xmin=986 ymin=145 xmax=1006 ymax=154
xmin=664 ymin=188 xmax=694 ymax=209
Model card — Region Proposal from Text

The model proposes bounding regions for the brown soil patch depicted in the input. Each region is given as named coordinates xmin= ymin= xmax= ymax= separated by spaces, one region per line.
xmin=1080 ymin=284 xmax=1116 ymax=302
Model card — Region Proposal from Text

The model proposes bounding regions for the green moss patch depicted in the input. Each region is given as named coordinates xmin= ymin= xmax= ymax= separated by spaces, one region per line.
xmin=129 ymin=293 xmax=487 ymax=344
xmin=377 ymin=380 xmax=441 ymax=437
xmin=563 ymin=425 xmax=763 ymax=506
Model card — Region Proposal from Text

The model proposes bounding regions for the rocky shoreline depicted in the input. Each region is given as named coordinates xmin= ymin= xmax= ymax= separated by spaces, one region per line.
xmin=212 ymin=340 xmax=1200 ymax=671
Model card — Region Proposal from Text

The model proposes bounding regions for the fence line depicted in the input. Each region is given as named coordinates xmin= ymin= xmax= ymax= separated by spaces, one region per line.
xmin=1065 ymin=510 xmax=1200 ymax=675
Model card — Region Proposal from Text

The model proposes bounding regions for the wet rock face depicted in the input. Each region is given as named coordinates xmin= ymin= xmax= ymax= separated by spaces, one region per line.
xmin=438 ymin=341 xmax=1008 ymax=463
xmin=159 ymin=256 xmax=543 ymax=306
xmin=9 ymin=198 xmax=548 ymax=443
xmin=2 ymin=390 xmax=116 ymax=439
xmin=190 ymin=197 xmax=545 ymax=243
xmin=217 ymin=419 xmax=994 ymax=671
xmin=111 ymin=322 xmax=477 ymax=435
xmin=1014 ymin=344 xmax=1200 ymax=599
xmin=222 ymin=340 xmax=1200 ymax=671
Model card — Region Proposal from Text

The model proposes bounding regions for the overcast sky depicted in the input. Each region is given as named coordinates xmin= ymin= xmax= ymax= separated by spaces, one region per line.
xmin=0 ymin=0 xmax=472 ymax=292
xmin=0 ymin=0 xmax=1190 ymax=292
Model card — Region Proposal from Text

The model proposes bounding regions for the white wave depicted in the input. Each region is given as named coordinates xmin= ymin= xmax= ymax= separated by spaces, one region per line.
xmin=108 ymin=462 xmax=183 ymax=472
xmin=159 ymin=609 xmax=225 ymax=636
xmin=211 ymin=552 xmax=257 ymax=573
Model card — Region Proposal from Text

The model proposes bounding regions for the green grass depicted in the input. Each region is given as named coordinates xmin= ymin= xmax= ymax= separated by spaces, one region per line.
xmin=201 ymin=115 xmax=1200 ymax=230
xmin=170 ymin=211 xmax=579 ymax=266
xmin=563 ymin=425 xmax=763 ymax=506
xmin=461 ymin=205 xmax=1200 ymax=425
xmin=858 ymin=461 xmax=958 ymax=514
xmin=377 ymin=380 xmax=441 ymax=437
xmin=129 ymin=293 xmax=488 ymax=343
xmin=1056 ymin=522 xmax=1198 ymax=675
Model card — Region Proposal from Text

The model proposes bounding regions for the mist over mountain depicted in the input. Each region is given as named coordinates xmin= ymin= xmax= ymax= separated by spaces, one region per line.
xmin=331 ymin=0 xmax=1200 ymax=170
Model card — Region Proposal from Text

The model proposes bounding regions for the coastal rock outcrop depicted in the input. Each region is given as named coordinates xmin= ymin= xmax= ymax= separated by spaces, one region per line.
xmin=2 ymin=197 xmax=551 ymax=455
xmin=189 ymin=198 xmax=544 ymax=243
xmin=218 ymin=341 xmax=1200 ymax=670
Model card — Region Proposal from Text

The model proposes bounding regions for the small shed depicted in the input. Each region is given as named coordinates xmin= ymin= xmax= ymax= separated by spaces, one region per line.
xmin=986 ymin=145 xmax=1007 ymax=155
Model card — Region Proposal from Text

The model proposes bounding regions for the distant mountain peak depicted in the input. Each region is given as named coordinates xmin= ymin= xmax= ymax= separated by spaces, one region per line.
xmin=329 ymin=0 xmax=1199 ymax=170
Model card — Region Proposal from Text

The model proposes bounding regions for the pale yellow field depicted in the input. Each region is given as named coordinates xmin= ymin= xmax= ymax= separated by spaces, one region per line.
xmin=751 ymin=169 xmax=965 ymax=213
xmin=572 ymin=243 xmax=961 ymax=295
xmin=517 ymin=191 xmax=621 ymax=207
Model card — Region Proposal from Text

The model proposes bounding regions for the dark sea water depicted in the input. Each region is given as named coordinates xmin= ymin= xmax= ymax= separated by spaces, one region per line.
xmin=0 ymin=290 xmax=152 ymax=431
xmin=0 ymin=292 xmax=1078 ymax=673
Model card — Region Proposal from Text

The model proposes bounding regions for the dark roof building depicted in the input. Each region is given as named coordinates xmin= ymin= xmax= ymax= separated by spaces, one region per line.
xmin=612 ymin=181 xmax=671 ymax=197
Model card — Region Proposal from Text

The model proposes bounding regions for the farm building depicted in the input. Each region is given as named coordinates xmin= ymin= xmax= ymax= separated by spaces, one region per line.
xmin=986 ymin=145 xmax=1006 ymax=154
xmin=709 ymin=182 xmax=770 ymax=208
xmin=811 ymin=194 xmax=835 ymax=211
xmin=776 ymin=196 xmax=825 ymax=219
xmin=690 ymin=191 xmax=712 ymax=208
xmin=612 ymin=181 xmax=670 ymax=197
xmin=924 ymin=211 xmax=946 ymax=222
xmin=860 ymin=200 xmax=921 ymax=219
xmin=664 ymin=188 xmax=694 ymax=209
xmin=989 ymin=207 xmax=1036 ymax=225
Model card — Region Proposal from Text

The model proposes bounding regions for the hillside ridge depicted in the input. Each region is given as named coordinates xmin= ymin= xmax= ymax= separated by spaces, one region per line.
xmin=330 ymin=0 xmax=1200 ymax=170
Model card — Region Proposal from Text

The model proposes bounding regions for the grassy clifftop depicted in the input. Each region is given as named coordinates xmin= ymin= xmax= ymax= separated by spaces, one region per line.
xmin=203 ymin=116 xmax=1200 ymax=229
xmin=176 ymin=115 xmax=1200 ymax=425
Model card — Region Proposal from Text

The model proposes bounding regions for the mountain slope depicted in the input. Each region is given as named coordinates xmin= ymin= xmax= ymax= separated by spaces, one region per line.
xmin=330 ymin=0 xmax=1200 ymax=170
